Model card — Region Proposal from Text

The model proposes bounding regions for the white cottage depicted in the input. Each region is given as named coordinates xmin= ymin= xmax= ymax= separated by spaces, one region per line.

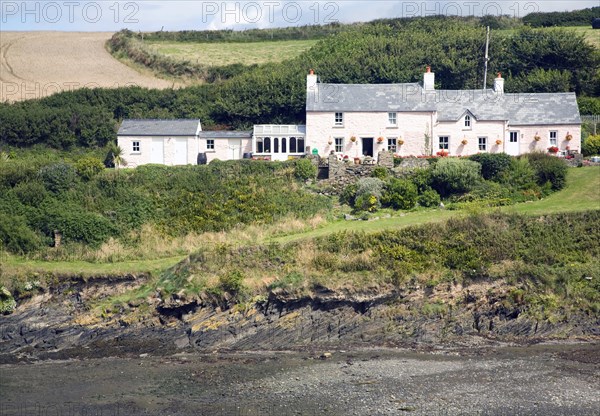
xmin=117 ymin=119 xmax=202 ymax=167
xmin=305 ymin=68 xmax=582 ymax=160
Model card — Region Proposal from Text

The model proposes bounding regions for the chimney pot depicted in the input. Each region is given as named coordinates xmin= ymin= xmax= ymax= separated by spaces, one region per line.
xmin=426 ymin=66 xmax=431 ymax=73
xmin=309 ymin=69 xmax=314 ymax=75
xmin=494 ymin=72 xmax=505 ymax=94
xmin=424 ymin=66 xmax=435 ymax=91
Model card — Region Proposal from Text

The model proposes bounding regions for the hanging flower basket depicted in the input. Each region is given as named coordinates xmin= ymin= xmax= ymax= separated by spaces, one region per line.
xmin=548 ymin=146 xmax=559 ymax=154
xmin=566 ymin=134 xmax=573 ymax=141
xmin=327 ymin=138 xmax=333 ymax=145
xmin=534 ymin=135 xmax=541 ymax=142
xmin=398 ymin=139 xmax=404 ymax=146
xmin=495 ymin=139 xmax=502 ymax=145
xmin=377 ymin=136 xmax=385 ymax=143
xmin=350 ymin=136 xmax=357 ymax=143
xmin=461 ymin=139 xmax=468 ymax=145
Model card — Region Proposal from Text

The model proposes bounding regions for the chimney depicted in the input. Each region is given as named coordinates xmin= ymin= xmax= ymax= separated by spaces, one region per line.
xmin=494 ymin=72 xmax=504 ymax=94
xmin=307 ymin=69 xmax=317 ymax=92
xmin=423 ymin=66 xmax=435 ymax=91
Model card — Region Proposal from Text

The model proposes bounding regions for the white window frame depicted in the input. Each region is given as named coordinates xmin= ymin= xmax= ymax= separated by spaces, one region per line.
xmin=207 ymin=139 xmax=215 ymax=151
xmin=478 ymin=137 xmax=487 ymax=152
xmin=549 ymin=131 xmax=557 ymax=146
xmin=334 ymin=112 xmax=344 ymax=126
xmin=387 ymin=137 xmax=397 ymax=153
xmin=132 ymin=141 xmax=140 ymax=153
xmin=464 ymin=115 xmax=471 ymax=129
xmin=438 ymin=136 xmax=449 ymax=150
xmin=388 ymin=112 xmax=397 ymax=126
xmin=509 ymin=131 xmax=519 ymax=143
xmin=334 ymin=137 xmax=344 ymax=153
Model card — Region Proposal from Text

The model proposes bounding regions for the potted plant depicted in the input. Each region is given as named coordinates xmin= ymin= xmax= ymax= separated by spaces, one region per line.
xmin=343 ymin=155 xmax=350 ymax=163
xmin=548 ymin=146 xmax=559 ymax=154
xmin=354 ymin=156 xmax=361 ymax=165
xmin=461 ymin=139 xmax=468 ymax=145
xmin=566 ymin=133 xmax=573 ymax=141
xmin=495 ymin=139 xmax=502 ymax=145
xmin=398 ymin=139 xmax=404 ymax=146
xmin=436 ymin=150 xmax=449 ymax=157
xmin=377 ymin=136 xmax=385 ymax=143
xmin=534 ymin=135 xmax=541 ymax=142
xmin=350 ymin=136 xmax=357 ymax=143
xmin=327 ymin=138 xmax=333 ymax=145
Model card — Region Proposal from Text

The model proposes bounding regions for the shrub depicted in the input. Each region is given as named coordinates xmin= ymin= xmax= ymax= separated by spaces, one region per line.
xmin=0 ymin=212 xmax=42 ymax=254
xmin=75 ymin=156 xmax=104 ymax=181
xmin=469 ymin=153 xmax=512 ymax=181
xmin=13 ymin=180 xmax=48 ymax=206
xmin=340 ymin=183 xmax=358 ymax=206
xmin=219 ymin=269 xmax=246 ymax=295
xmin=527 ymin=152 xmax=568 ymax=191
xmin=582 ymin=135 xmax=600 ymax=156
xmin=371 ymin=166 xmax=389 ymax=179
xmin=418 ymin=189 xmax=441 ymax=207
xmin=0 ymin=286 xmax=17 ymax=315
xmin=431 ymin=158 xmax=481 ymax=196
xmin=408 ymin=168 xmax=434 ymax=193
xmin=502 ymin=157 xmax=538 ymax=191
xmin=355 ymin=193 xmax=380 ymax=212
xmin=355 ymin=177 xmax=385 ymax=199
xmin=38 ymin=163 xmax=77 ymax=193
xmin=381 ymin=178 xmax=418 ymax=210
xmin=294 ymin=158 xmax=317 ymax=181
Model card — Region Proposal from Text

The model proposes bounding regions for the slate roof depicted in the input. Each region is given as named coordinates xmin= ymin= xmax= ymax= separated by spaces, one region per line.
xmin=198 ymin=131 xmax=252 ymax=139
xmin=307 ymin=83 xmax=581 ymax=126
xmin=118 ymin=119 xmax=201 ymax=136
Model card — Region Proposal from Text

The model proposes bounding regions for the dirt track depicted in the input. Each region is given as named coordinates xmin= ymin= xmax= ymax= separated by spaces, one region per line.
xmin=0 ymin=32 xmax=176 ymax=102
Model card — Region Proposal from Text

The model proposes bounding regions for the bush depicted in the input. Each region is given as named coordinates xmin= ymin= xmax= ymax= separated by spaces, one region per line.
xmin=340 ymin=183 xmax=358 ymax=206
xmin=431 ymin=158 xmax=481 ymax=196
xmin=219 ymin=270 xmax=246 ymax=295
xmin=469 ymin=153 xmax=512 ymax=181
xmin=582 ymin=135 xmax=600 ymax=156
xmin=38 ymin=163 xmax=77 ymax=193
xmin=371 ymin=166 xmax=389 ymax=179
xmin=418 ymin=189 xmax=441 ymax=207
xmin=502 ymin=157 xmax=538 ymax=191
xmin=0 ymin=212 xmax=42 ymax=254
xmin=294 ymin=158 xmax=317 ymax=181
xmin=527 ymin=153 xmax=568 ymax=191
xmin=75 ymin=156 xmax=104 ymax=181
xmin=355 ymin=177 xmax=385 ymax=199
xmin=408 ymin=168 xmax=434 ymax=193
xmin=13 ymin=180 xmax=48 ymax=206
xmin=355 ymin=193 xmax=380 ymax=212
xmin=381 ymin=178 xmax=418 ymax=210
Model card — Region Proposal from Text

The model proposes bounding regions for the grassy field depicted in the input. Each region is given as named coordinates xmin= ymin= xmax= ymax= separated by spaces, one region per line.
xmin=2 ymin=167 xmax=598 ymax=279
xmin=145 ymin=39 xmax=318 ymax=66
xmin=497 ymin=26 xmax=600 ymax=48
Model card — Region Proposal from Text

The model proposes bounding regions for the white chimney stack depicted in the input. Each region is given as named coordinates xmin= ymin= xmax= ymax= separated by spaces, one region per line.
xmin=494 ymin=72 xmax=505 ymax=94
xmin=307 ymin=69 xmax=317 ymax=92
xmin=423 ymin=66 xmax=435 ymax=91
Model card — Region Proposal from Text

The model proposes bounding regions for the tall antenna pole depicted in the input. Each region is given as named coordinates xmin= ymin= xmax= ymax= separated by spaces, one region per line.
xmin=483 ymin=26 xmax=490 ymax=90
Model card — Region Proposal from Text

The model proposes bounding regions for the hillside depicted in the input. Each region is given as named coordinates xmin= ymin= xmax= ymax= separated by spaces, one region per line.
xmin=0 ymin=32 xmax=177 ymax=103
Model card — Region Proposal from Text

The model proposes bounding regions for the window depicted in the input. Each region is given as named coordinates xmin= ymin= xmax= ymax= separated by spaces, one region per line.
xmin=464 ymin=115 xmax=471 ymax=128
xmin=334 ymin=112 xmax=343 ymax=126
xmin=298 ymin=137 xmax=305 ymax=153
xmin=478 ymin=137 xmax=487 ymax=151
xmin=387 ymin=137 xmax=397 ymax=153
xmin=132 ymin=141 xmax=140 ymax=153
xmin=388 ymin=112 xmax=397 ymax=126
xmin=257 ymin=138 xmax=264 ymax=153
xmin=334 ymin=137 xmax=344 ymax=153
xmin=281 ymin=138 xmax=287 ymax=153
xmin=207 ymin=139 xmax=215 ymax=150
xmin=264 ymin=137 xmax=271 ymax=153
xmin=439 ymin=136 xmax=449 ymax=150
xmin=274 ymin=137 xmax=279 ymax=153
xmin=289 ymin=137 xmax=297 ymax=153
xmin=550 ymin=131 xmax=557 ymax=146
xmin=510 ymin=131 xmax=518 ymax=143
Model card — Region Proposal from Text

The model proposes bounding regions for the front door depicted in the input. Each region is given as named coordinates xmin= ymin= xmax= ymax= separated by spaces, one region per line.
xmin=151 ymin=138 xmax=164 ymax=164
xmin=506 ymin=131 xmax=519 ymax=156
xmin=173 ymin=138 xmax=188 ymax=165
xmin=228 ymin=138 xmax=241 ymax=160
xmin=361 ymin=137 xmax=374 ymax=157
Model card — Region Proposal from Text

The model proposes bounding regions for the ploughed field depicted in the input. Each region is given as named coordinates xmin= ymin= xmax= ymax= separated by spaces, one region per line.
xmin=0 ymin=32 xmax=175 ymax=102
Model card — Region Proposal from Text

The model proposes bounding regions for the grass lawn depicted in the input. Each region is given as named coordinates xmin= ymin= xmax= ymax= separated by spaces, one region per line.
xmin=145 ymin=39 xmax=318 ymax=66
xmin=272 ymin=166 xmax=600 ymax=244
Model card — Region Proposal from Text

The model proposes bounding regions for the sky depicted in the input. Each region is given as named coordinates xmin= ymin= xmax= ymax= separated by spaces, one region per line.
xmin=0 ymin=1 xmax=598 ymax=32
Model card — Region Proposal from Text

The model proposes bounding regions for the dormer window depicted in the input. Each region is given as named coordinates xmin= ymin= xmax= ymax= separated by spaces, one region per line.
xmin=464 ymin=115 xmax=471 ymax=128
xmin=334 ymin=112 xmax=344 ymax=126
